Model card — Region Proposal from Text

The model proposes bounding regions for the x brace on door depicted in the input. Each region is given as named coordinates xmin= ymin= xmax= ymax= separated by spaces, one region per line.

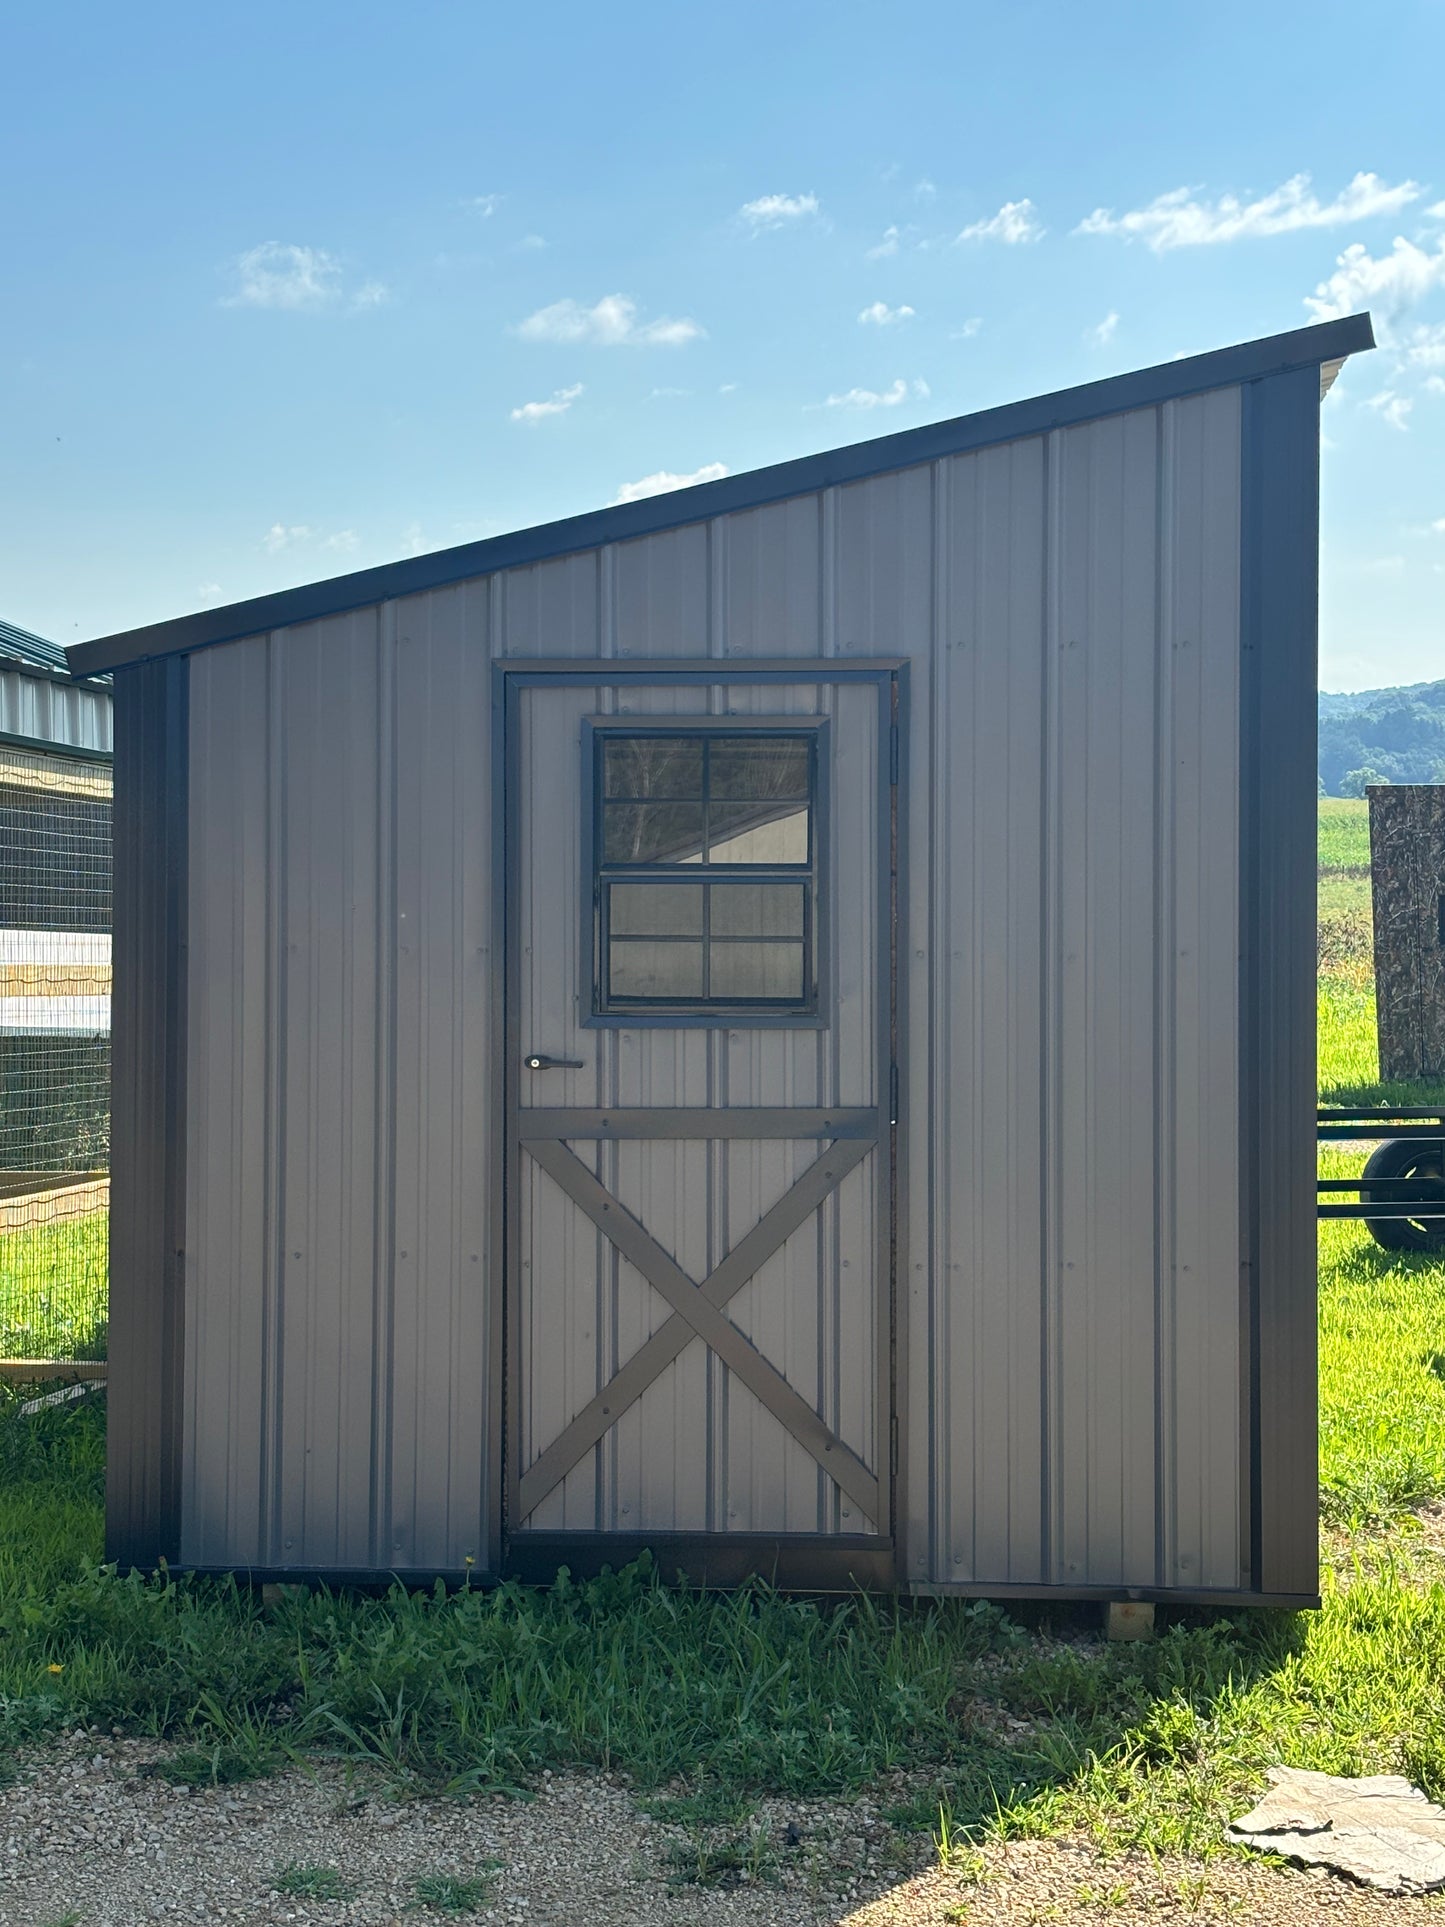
xmin=516 ymin=1114 xmax=880 ymax=1522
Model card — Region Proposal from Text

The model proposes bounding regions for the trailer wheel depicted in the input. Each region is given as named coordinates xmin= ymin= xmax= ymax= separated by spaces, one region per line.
xmin=1361 ymin=1137 xmax=1445 ymax=1252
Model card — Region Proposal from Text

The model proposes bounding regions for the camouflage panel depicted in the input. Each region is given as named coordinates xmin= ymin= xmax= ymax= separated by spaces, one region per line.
xmin=1369 ymin=785 xmax=1445 ymax=1080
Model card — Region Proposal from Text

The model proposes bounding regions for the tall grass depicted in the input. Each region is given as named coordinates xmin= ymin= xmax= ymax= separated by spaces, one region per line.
xmin=0 ymin=1209 xmax=107 ymax=1361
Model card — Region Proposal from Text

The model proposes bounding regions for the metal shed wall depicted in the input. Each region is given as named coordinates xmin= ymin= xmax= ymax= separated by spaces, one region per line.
xmin=0 ymin=663 xmax=112 ymax=756
xmin=171 ymin=382 xmax=1262 ymax=1593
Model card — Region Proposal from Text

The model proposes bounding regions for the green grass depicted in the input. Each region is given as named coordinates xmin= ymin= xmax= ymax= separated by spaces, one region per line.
xmin=1318 ymin=796 xmax=1371 ymax=875
xmin=273 ymin=1863 xmax=352 ymax=1901
xmin=1 ymin=799 xmax=1445 ymax=1877
xmin=0 ymin=1209 xmax=107 ymax=1361
xmin=408 ymin=1870 xmax=501 ymax=1913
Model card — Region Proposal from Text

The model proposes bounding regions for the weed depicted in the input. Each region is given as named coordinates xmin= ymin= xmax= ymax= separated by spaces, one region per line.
xmin=408 ymin=1869 xmax=501 ymax=1913
xmin=273 ymin=1862 xmax=351 ymax=1900
xmin=638 ymin=1785 xmax=757 ymax=1827
xmin=151 ymin=1741 xmax=279 ymax=1787
xmin=665 ymin=1824 xmax=777 ymax=1888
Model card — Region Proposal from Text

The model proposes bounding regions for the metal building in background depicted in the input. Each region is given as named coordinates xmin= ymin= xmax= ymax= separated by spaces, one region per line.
xmin=0 ymin=619 xmax=113 ymax=1363
xmin=69 ymin=315 xmax=1373 ymax=1606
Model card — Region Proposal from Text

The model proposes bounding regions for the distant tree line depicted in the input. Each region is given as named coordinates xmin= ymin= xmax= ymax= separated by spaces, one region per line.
xmin=1319 ymin=679 xmax=1445 ymax=796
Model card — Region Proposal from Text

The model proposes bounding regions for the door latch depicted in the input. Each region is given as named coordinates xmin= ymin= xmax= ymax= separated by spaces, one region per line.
xmin=524 ymin=1052 xmax=585 ymax=1071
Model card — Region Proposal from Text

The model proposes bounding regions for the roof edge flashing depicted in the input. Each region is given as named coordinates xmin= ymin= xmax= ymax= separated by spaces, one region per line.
xmin=69 ymin=312 xmax=1374 ymax=676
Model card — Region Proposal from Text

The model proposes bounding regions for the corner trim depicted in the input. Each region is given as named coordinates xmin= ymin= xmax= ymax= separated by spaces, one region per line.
xmin=1238 ymin=367 xmax=1321 ymax=1600
xmin=106 ymin=656 xmax=188 ymax=1569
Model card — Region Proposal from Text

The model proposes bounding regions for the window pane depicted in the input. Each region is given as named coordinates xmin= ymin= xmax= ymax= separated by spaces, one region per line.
xmin=604 ymin=738 xmax=703 ymax=799
xmin=609 ymin=940 xmax=705 ymax=1000
xmin=709 ymin=942 xmax=805 ymax=1000
xmin=709 ymin=882 xmax=805 ymax=937
xmin=710 ymin=739 xmax=810 ymax=801
xmin=708 ymin=802 xmax=809 ymax=864
xmin=603 ymin=801 xmax=705 ymax=864
xmin=609 ymin=882 xmax=704 ymax=937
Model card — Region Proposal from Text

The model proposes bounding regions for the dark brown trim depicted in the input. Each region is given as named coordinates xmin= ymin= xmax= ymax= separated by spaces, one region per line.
xmin=68 ymin=318 xmax=1374 ymax=678
xmin=1239 ymin=367 xmax=1321 ymax=1601
xmin=516 ymin=1106 xmax=879 ymax=1140
xmin=106 ymin=655 xmax=188 ymax=1570
xmin=505 ymin=1532 xmax=896 ymax=1592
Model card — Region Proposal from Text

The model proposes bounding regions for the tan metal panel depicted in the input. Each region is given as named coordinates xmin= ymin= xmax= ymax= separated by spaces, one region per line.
xmin=387 ymin=582 xmax=494 ymax=1569
xmin=1049 ymin=410 xmax=1163 ymax=1589
xmin=272 ymin=611 xmax=383 ymax=1569
xmin=1157 ymin=390 xmax=1242 ymax=1590
xmin=183 ymin=638 xmax=272 ymax=1566
xmin=497 ymin=552 xmax=601 ymax=658
xmin=614 ymin=524 xmax=711 ymax=659
xmin=723 ymin=497 xmax=823 ymax=658
xmin=934 ymin=438 xmax=1049 ymax=1586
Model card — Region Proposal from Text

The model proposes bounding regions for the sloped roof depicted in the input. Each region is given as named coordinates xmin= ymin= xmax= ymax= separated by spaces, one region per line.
xmin=0 ymin=617 xmax=69 ymax=674
xmin=68 ymin=313 xmax=1374 ymax=678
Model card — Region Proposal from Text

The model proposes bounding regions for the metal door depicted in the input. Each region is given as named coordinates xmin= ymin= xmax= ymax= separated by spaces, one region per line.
xmin=500 ymin=662 xmax=900 ymax=1587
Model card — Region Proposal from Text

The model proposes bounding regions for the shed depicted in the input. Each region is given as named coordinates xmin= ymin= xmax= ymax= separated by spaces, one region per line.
xmin=69 ymin=314 xmax=1373 ymax=1607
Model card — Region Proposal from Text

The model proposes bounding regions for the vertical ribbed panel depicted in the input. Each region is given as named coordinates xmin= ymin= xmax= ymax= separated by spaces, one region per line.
xmin=0 ymin=667 xmax=113 ymax=754
xmin=174 ymin=377 xmax=1281 ymax=1593
xmin=184 ymin=603 xmax=493 ymax=1573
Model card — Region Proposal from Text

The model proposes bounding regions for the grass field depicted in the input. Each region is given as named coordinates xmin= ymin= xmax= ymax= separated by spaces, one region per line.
xmin=0 ymin=1208 xmax=107 ymax=1361
xmin=1 ymin=798 xmax=1444 ymax=1875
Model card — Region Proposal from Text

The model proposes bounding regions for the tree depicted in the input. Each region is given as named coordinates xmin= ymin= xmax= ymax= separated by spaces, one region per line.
xmin=1340 ymin=767 xmax=1390 ymax=798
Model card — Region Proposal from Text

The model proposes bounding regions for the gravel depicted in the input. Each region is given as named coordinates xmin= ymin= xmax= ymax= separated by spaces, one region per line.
xmin=2 ymin=1729 xmax=1441 ymax=1927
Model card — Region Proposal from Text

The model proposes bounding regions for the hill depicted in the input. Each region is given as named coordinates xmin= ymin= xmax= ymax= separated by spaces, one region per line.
xmin=1318 ymin=678 xmax=1445 ymax=795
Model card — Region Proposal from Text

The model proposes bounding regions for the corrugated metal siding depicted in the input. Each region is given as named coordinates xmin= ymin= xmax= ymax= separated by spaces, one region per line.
xmin=0 ymin=666 xmax=112 ymax=754
xmin=183 ymin=590 xmax=494 ymax=1572
xmin=182 ymin=385 xmax=1247 ymax=1590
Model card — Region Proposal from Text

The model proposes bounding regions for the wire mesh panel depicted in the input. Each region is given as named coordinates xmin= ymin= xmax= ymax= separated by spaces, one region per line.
xmin=0 ymin=746 xmax=111 ymax=1363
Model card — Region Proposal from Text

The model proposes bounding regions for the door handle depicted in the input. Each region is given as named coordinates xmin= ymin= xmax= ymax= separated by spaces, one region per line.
xmin=524 ymin=1052 xmax=585 ymax=1071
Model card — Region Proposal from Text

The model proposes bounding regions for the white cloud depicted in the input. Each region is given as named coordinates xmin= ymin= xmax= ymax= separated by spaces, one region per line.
xmin=914 ymin=178 xmax=938 ymax=201
xmin=517 ymin=294 xmax=704 ymax=347
xmin=465 ymin=194 xmax=502 ymax=217
xmin=1429 ymin=376 xmax=1445 ymax=397
xmin=1365 ymin=390 xmax=1414 ymax=431
xmin=1404 ymin=322 xmax=1445 ymax=368
xmin=1305 ymin=235 xmax=1445 ymax=320
xmin=1431 ymin=518 xmax=1445 ymax=534
xmin=719 ymin=382 xmax=739 ymax=394
xmin=225 ymin=243 xmax=342 ymax=311
xmin=510 ymin=382 xmax=584 ymax=424
xmin=647 ymin=385 xmax=688 ymax=400
xmin=867 ymin=225 xmax=902 ymax=260
xmin=516 ymin=233 xmax=547 ymax=251
xmin=738 ymin=192 xmax=819 ymax=231
xmin=614 ymin=462 xmax=729 ymax=504
xmin=1078 ymin=171 xmax=1421 ymax=251
xmin=950 ymin=317 xmax=983 ymax=340
xmin=263 ymin=523 xmax=312 ymax=552
xmin=1087 ymin=311 xmax=1120 ymax=347
xmin=224 ymin=242 xmax=387 ymax=312
xmin=859 ymin=300 xmax=916 ymax=326
xmin=400 ymin=523 xmax=431 ymax=556
xmin=323 ymin=530 xmax=360 ymax=552
xmin=955 ymin=199 xmax=1044 ymax=245
xmin=822 ymin=377 xmax=930 ymax=410
xmin=1427 ymin=201 xmax=1445 ymax=219
xmin=197 ymin=583 xmax=223 ymax=604
xmin=1359 ymin=554 xmax=1406 ymax=574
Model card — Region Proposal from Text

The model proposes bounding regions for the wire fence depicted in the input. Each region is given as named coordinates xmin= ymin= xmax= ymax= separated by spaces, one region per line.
xmin=0 ymin=745 xmax=111 ymax=1364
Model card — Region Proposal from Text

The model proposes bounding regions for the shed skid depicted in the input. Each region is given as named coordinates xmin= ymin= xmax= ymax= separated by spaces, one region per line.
xmin=76 ymin=316 xmax=1373 ymax=1603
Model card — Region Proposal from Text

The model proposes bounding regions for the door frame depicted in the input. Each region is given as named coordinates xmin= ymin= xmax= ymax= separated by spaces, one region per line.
xmin=491 ymin=658 xmax=909 ymax=1590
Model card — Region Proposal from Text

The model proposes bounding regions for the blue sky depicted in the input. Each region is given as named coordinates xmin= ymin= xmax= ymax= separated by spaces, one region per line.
xmin=2 ymin=0 xmax=1442 ymax=691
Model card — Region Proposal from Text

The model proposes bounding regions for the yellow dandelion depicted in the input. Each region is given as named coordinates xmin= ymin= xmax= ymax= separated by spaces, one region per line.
xmin=47 ymin=1663 xmax=64 ymax=1675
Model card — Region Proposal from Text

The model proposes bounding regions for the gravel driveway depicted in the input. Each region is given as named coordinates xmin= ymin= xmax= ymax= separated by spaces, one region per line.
xmin=4 ymin=1728 xmax=1442 ymax=1926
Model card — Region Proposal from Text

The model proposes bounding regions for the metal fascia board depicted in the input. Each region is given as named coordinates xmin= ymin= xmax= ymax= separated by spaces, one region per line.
xmin=68 ymin=317 xmax=1374 ymax=677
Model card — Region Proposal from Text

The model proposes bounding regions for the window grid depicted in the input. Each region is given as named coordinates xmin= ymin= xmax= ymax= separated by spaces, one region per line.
xmin=591 ymin=729 xmax=820 ymax=1018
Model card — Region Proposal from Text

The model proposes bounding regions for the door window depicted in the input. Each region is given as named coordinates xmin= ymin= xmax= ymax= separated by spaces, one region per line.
xmin=590 ymin=729 xmax=820 ymax=1020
